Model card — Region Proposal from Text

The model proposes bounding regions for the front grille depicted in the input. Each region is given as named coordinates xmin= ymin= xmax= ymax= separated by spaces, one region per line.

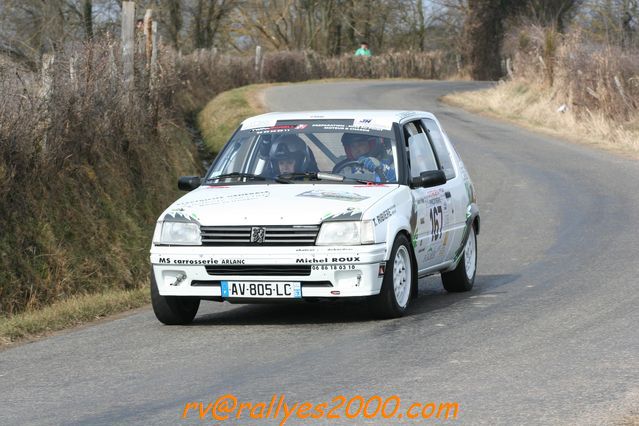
xmin=205 ymin=264 xmax=312 ymax=276
xmin=200 ymin=225 xmax=320 ymax=246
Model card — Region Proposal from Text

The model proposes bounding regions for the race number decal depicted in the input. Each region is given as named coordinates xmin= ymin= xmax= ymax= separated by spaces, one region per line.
xmin=430 ymin=206 xmax=443 ymax=241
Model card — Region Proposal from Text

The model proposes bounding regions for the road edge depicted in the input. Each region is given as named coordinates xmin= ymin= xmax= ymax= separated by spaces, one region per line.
xmin=441 ymin=81 xmax=639 ymax=161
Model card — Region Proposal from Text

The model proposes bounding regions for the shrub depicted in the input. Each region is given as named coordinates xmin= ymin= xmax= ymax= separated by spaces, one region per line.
xmin=504 ymin=25 xmax=639 ymax=123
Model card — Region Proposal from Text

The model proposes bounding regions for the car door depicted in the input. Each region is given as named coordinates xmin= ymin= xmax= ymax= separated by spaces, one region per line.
xmin=403 ymin=120 xmax=454 ymax=271
xmin=421 ymin=117 xmax=468 ymax=262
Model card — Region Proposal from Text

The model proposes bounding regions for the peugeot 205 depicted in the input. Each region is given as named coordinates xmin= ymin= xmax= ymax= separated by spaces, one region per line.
xmin=150 ymin=110 xmax=479 ymax=324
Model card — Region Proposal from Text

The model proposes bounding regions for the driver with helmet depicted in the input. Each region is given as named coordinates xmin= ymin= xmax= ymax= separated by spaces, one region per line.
xmin=339 ymin=133 xmax=396 ymax=182
xmin=269 ymin=134 xmax=317 ymax=175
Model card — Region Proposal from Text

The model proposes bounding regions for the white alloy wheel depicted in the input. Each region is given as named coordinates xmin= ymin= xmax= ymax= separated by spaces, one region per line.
xmin=441 ymin=223 xmax=477 ymax=293
xmin=370 ymin=234 xmax=414 ymax=318
xmin=393 ymin=245 xmax=411 ymax=308
xmin=464 ymin=227 xmax=477 ymax=279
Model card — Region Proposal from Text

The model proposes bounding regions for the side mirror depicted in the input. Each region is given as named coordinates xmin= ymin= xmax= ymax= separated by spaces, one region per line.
xmin=178 ymin=176 xmax=201 ymax=191
xmin=411 ymin=170 xmax=446 ymax=188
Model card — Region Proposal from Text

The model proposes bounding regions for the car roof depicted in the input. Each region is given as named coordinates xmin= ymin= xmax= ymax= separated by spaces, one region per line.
xmin=240 ymin=110 xmax=437 ymax=131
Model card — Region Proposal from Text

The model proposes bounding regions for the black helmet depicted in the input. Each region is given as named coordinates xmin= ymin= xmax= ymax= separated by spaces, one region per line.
xmin=269 ymin=134 xmax=311 ymax=173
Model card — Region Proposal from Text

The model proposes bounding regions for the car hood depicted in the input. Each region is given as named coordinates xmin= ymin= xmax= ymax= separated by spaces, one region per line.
xmin=160 ymin=184 xmax=400 ymax=225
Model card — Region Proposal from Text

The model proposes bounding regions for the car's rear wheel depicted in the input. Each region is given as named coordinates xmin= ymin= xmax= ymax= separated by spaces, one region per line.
xmin=441 ymin=223 xmax=477 ymax=292
xmin=370 ymin=234 xmax=413 ymax=318
xmin=151 ymin=273 xmax=200 ymax=325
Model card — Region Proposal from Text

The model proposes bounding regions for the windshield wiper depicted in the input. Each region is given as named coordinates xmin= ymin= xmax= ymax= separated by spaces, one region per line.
xmin=341 ymin=177 xmax=378 ymax=184
xmin=276 ymin=172 xmax=346 ymax=182
xmin=204 ymin=172 xmax=267 ymax=183
xmin=205 ymin=172 xmax=294 ymax=184
xmin=206 ymin=171 xmax=375 ymax=185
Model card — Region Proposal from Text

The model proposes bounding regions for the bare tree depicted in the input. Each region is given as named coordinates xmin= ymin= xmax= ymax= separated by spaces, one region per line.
xmin=464 ymin=0 xmax=507 ymax=80
xmin=166 ymin=0 xmax=183 ymax=49
xmin=0 ymin=0 xmax=100 ymax=60
xmin=463 ymin=0 xmax=585 ymax=80
xmin=514 ymin=0 xmax=584 ymax=31
xmin=567 ymin=0 xmax=637 ymax=46
xmin=190 ymin=0 xmax=236 ymax=49
xmin=233 ymin=0 xmax=408 ymax=55
xmin=83 ymin=0 xmax=93 ymax=40
xmin=621 ymin=0 xmax=637 ymax=47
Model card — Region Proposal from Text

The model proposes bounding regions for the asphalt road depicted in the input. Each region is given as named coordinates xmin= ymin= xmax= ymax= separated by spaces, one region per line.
xmin=2 ymin=81 xmax=638 ymax=425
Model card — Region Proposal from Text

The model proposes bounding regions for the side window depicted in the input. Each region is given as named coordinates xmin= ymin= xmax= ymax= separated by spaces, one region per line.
xmin=422 ymin=118 xmax=456 ymax=179
xmin=404 ymin=120 xmax=438 ymax=179
xmin=210 ymin=135 xmax=256 ymax=176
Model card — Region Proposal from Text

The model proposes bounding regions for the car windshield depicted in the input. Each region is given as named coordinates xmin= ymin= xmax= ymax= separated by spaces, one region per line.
xmin=205 ymin=120 xmax=399 ymax=184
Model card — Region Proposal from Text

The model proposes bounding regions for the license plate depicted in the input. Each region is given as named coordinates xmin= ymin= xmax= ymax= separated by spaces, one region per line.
xmin=220 ymin=281 xmax=302 ymax=298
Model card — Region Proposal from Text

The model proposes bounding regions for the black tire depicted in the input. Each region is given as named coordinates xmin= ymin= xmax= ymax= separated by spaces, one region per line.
xmin=369 ymin=234 xmax=414 ymax=319
xmin=150 ymin=273 xmax=200 ymax=325
xmin=441 ymin=224 xmax=477 ymax=292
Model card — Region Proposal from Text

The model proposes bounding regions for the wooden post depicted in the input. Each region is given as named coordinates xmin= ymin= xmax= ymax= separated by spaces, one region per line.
xmin=150 ymin=21 xmax=159 ymax=91
xmin=40 ymin=54 xmax=55 ymax=99
xmin=121 ymin=1 xmax=135 ymax=89
xmin=255 ymin=45 xmax=262 ymax=80
xmin=506 ymin=57 xmax=514 ymax=79
xmin=108 ymin=42 xmax=117 ymax=80
xmin=104 ymin=31 xmax=117 ymax=82
xmin=40 ymin=54 xmax=55 ymax=153
xmin=144 ymin=9 xmax=153 ymax=67
xmin=69 ymin=54 xmax=77 ymax=90
xmin=614 ymin=75 xmax=632 ymax=109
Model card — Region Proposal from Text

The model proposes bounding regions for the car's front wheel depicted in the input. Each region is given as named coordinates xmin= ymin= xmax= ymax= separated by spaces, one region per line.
xmin=150 ymin=273 xmax=200 ymax=325
xmin=441 ymin=223 xmax=477 ymax=292
xmin=370 ymin=234 xmax=414 ymax=318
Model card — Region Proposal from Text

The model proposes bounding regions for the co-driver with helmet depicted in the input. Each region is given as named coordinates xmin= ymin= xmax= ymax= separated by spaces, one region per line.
xmin=338 ymin=133 xmax=396 ymax=182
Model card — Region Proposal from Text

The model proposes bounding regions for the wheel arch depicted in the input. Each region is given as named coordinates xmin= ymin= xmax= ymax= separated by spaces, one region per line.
xmin=444 ymin=205 xmax=479 ymax=273
xmin=473 ymin=212 xmax=480 ymax=235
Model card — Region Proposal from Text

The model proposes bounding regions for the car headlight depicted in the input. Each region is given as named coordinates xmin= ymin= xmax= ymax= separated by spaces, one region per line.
xmin=156 ymin=221 xmax=201 ymax=245
xmin=316 ymin=221 xmax=375 ymax=245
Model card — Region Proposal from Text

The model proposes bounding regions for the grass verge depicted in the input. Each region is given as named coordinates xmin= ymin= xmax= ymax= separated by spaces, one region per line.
xmin=0 ymin=288 xmax=149 ymax=347
xmin=198 ymin=84 xmax=270 ymax=154
xmin=197 ymin=79 xmax=370 ymax=153
xmin=442 ymin=79 xmax=639 ymax=159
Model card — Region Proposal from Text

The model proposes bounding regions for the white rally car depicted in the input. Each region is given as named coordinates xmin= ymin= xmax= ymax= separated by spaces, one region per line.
xmin=150 ymin=110 xmax=479 ymax=324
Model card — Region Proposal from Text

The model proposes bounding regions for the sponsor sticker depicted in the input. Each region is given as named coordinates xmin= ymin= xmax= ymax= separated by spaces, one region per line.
xmin=176 ymin=190 xmax=270 ymax=207
xmin=372 ymin=206 xmax=396 ymax=226
xmin=298 ymin=190 xmax=369 ymax=202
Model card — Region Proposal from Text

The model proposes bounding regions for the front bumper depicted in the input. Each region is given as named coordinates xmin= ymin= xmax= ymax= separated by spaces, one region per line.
xmin=150 ymin=244 xmax=387 ymax=299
